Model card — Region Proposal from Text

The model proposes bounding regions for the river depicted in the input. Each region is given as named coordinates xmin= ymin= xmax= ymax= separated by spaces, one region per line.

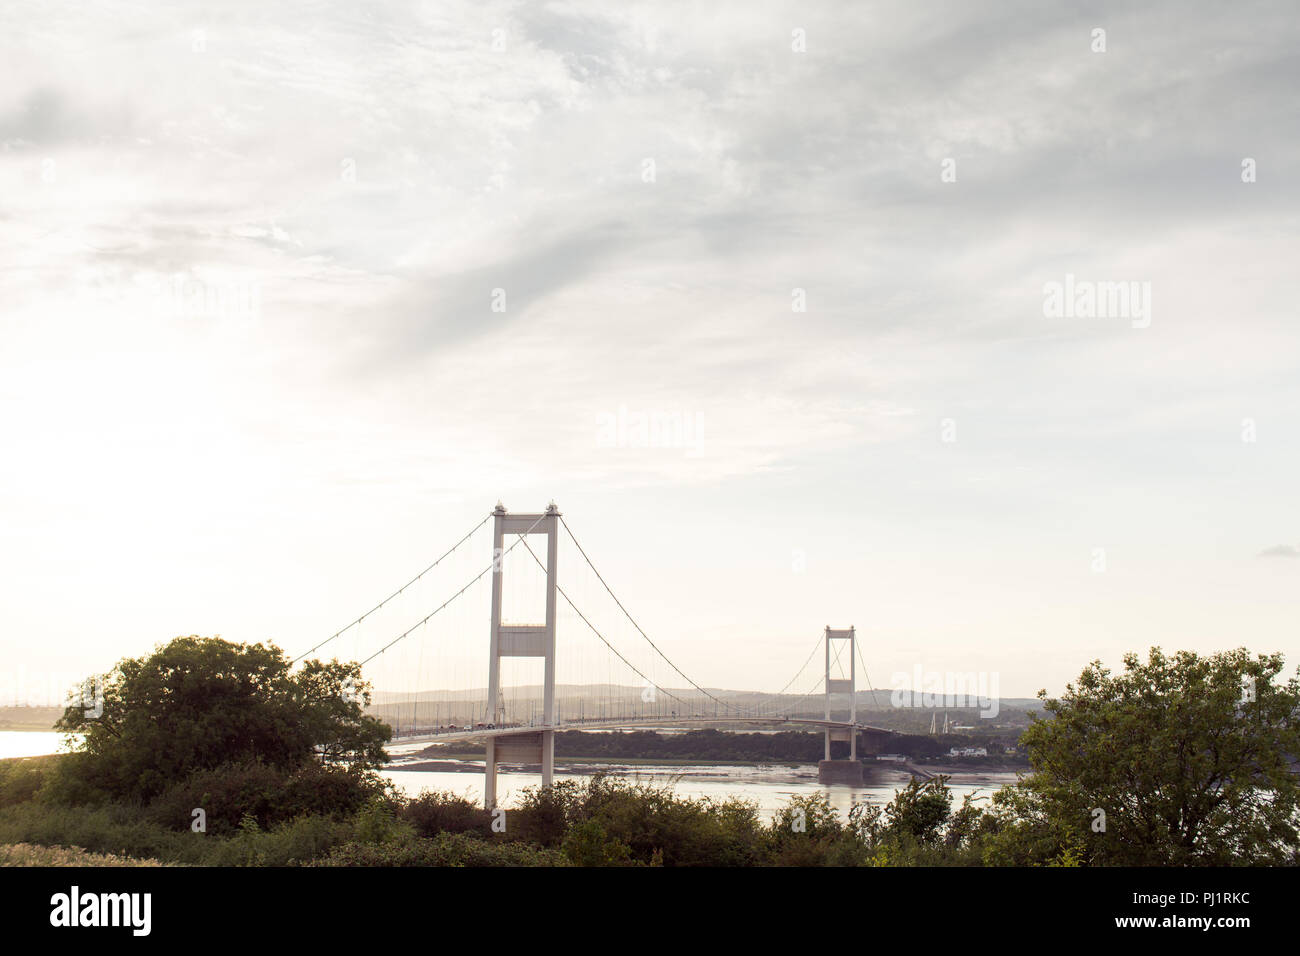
xmin=1 ymin=732 xmax=1022 ymax=819
xmin=379 ymin=741 xmax=1021 ymax=819
xmin=0 ymin=731 xmax=80 ymax=759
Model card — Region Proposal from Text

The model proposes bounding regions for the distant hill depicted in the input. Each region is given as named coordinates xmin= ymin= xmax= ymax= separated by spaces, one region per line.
xmin=0 ymin=706 xmax=64 ymax=731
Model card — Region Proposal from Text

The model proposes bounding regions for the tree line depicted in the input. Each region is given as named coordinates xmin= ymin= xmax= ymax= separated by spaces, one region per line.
xmin=0 ymin=636 xmax=1294 ymax=865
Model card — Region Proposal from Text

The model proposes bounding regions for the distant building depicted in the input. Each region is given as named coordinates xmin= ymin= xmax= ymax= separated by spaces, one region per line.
xmin=948 ymin=746 xmax=988 ymax=758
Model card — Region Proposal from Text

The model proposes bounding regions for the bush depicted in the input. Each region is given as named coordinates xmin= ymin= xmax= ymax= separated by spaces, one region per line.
xmin=399 ymin=790 xmax=490 ymax=838
xmin=145 ymin=761 xmax=385 ymax=834
xmin=310 ymin=832 xmax=568 ymax=867
xmin=55 ymin=637 xmax=390 ymax=802
xmin=281 ymin=763 xmax=391 ymax=819
xmin=766 ymin=792 xmax=861 ymax=866
xmin=352 ymin=797 xmax=414 ymax=845
xmin=561 ymin=819 xmax=633 ymax=866
xmin=33 ymin=752 xmax=112 ymax=807
xmin=511 ymin=775 xmax=764 ymax=867
xmin=0 ymin=758 xmax=52 ymax=808
xmin=197 ymin=812 xmax=365 ymax=866
xmin=510 ymin=780 xmax=581 ymax=847
xmin=0 ymin=801 xmax=202 ymax=863
xmin=0 ymin=797 xmax=400 ymax=866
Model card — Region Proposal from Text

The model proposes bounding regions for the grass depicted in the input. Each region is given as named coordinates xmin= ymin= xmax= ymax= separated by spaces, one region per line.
xmin=0 ymin=843 xmax=173 ymax=866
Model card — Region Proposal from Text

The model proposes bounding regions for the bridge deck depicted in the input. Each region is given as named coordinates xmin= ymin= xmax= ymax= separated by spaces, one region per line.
xmin=386 ymin=715 xmax=895 ymax=746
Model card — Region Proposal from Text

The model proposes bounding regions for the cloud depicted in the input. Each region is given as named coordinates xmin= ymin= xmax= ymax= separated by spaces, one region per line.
xmin=1 ymin=0 xmax=1297 ymax=498
xmin=1257 ymin=545 xmax=1300 ymax=559
xmin=0 ymin=87 xmax=131 ymax=146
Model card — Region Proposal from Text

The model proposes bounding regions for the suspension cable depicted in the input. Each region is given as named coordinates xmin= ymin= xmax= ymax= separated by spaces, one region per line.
xmin=742 ymin=631 xmax=827 ymax=716
xmin=349 ymin=512 xmax=547 ymax=667
xmin=292 ymin=512 xmax=492 ymax=664
xmin=559 ymin=516 xmax=750 ymax=715
xmin=853 ymin=632 xmax=876 ymax=707
xmin=514 ymin=536 xmax=703 ymax=715
xmin=783 ymin=673 xmax=831 ymax=718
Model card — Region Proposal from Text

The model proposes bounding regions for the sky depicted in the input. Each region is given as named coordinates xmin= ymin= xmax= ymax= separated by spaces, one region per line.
xmin=1 ymin=0 xmax=1298 ymax=705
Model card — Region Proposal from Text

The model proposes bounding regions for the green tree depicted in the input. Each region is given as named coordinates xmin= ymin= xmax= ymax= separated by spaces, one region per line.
xmin=55 ymin=636 xmax=390 ymax=800
xmin=562 ymin=819 xmax=633 ymax=866
xmin=882 ymin=776 xmax=952 ymax=846
xmin=996 ymin=647 xmax=1300 ymax=865
xmin=767 ymin=792 xmax=862 ymax=865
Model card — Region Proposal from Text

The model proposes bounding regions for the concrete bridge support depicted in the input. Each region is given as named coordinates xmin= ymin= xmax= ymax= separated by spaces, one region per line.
xmin=484 ymin=503 xmax=558 ymax=808
xmin=818 ymin=626 xmax=862 ymax=785
xmin=817 ymin=758 xmax=865 ymax=785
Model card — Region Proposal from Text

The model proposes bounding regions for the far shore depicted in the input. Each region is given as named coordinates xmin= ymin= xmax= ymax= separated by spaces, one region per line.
xmin=0 ymin=721 xmax=62 ymax=733
xmin=387 ymin=755 xmax=1026 ymax=779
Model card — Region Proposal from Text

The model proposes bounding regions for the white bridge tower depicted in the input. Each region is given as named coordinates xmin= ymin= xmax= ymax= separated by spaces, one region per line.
xmin=818 ymin=625 xmax=863 ymax=784
xmin=484 ymin=502 xmax=559 ymax=808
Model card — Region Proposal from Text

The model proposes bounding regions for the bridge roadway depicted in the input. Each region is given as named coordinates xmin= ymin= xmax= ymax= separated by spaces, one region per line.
xmin=387 ymin=715 xmax=897 ymax=747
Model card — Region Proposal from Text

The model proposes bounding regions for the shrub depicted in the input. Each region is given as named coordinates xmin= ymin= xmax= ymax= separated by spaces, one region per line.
xmin=510 ymin=780 xmax=582 ymax=847
xmin=399 ymin=790 xmax=490 ymax=837
xmin=352 ymin=797 xmax=415 ymax=845
xmin=310 ymin=832 xmax=568 ymax=867
xmin=54 ymin=637 xmax=390 ymax=801
xmin=512 ymin=775 xmax=764 ymax=867
xmin=145 ymin=761 xmax=385 ymax=834
xmin=0 ymin=758 xmax=52 ymax=808
xmin=562 ymin=819 xmax=633 ymax=866
xmin=0 ymin=801 xmax=201 ymax=863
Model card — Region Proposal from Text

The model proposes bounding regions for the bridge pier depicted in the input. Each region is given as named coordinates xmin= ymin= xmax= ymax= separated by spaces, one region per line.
xmin=485 ymin=729 xmax=554 ymax=808
xmin=818 ymin=758 xmax=864 ymax=785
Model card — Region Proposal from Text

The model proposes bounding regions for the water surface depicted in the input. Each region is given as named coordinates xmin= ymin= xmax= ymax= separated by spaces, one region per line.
xmin=381 ymin=743 xmax=1020 ymax=819
xmin=0 ymin=731 xmax=78 ymax=759
xmin=0 ymin=731 xmax=1019 ymax=821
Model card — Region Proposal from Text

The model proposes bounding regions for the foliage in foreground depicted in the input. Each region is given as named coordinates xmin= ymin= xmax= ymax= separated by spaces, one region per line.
xmin=4 ymin=641 xmax=1295 ymax=866
xmin=54 ymin=636 xmax=390 ymax=802
xmin=989 ymin=648 xmax=1300 ymax=866
xmin=310 ymin=832 xmax=569 ymax=867
xmin=0 ymin=843 xmax=174 ymax=867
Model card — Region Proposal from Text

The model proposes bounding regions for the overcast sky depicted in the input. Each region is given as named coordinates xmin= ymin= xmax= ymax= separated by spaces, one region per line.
xmin=2 ymin=0 xmax=1298 ymax=703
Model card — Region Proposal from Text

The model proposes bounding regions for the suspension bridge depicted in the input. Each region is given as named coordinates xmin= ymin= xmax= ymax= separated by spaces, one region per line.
xmin=294 ymin=503 xmax=893 ymax=805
